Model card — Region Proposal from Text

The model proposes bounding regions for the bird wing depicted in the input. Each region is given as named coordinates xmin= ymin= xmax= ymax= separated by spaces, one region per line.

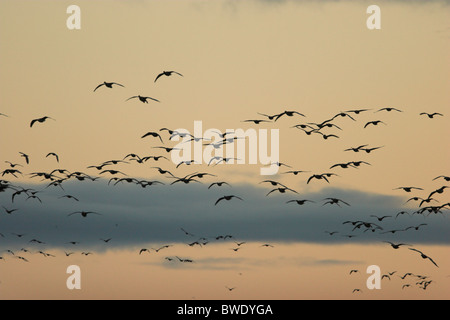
xmin=154 ymin=73 xmax=164 ymax=82
xmin=125 ymin=96 xmax=138 ymax=101
xmin=93 ymin=83 xmax=104 ymax=92
xmin=145 ymin=96 xmax=160 ymax=103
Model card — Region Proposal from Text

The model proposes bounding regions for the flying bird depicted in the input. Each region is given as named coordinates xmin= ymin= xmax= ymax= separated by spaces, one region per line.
xmin=286 ymin=199 xmax=315 ymax=205
xmin=376 ymin=107 xmax=403 ymax=113
xmin=274 ymin=110 xmax=306 ymax=122
xmin=420 ymin=112 xmax=443 ymax=119
xmin=154 ymin=71 xmax=183 ymax=82
xmin=46 ymin=152 xmax=59 ymax=163
xmin=383 ymin=241 xmax=410 ymax=249
xmin=93 ymin=81 xmax=125 ymax=92
xmin=394 ymin=186 xmax=423 ymax=193
xmin=141 ymin=131 xmax=164 ymax=143
xmin=30 ymin=116 xmax=55 ymax=128
xmin=364 ymin=120 xmax=386 ymax=128
xmin=215 ymin=195 xmax=243 ymax=205
xmin=19 ymin=152 xmax=30 ymax=164
xmin=68 ymin=211 xmax=101 ymax=218
xmin=126 ymin=95 xmax=160 ymax=103
xmin=409 ymin=248 xmax=439 ymax=267
xmin=266 ymin=187 xmax=298 ymax=196
xmin=208 ymin=182 xmax=231 ymax=189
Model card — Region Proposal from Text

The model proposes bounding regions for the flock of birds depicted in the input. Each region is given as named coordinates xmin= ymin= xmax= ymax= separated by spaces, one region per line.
xmin=0 ymin=70 xmax=448 ymax=297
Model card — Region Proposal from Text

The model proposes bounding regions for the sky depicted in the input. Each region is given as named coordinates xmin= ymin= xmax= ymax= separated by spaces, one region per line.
xmin=0 ymin=0 xmax=449 ymax=300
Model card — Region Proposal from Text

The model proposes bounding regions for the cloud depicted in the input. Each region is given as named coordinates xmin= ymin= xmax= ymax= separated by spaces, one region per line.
xmin=0 ymin=179 xmax=448 ymax=253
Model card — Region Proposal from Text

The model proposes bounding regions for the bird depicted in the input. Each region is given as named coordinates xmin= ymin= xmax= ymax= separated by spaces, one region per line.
xmin=225 ymin=286 xmax=236 ymax=291
xmin=19 ymin=152 xmax=30 ymax=164
xmin=153 ymin=146 xmax=180 ymax=153
xmin=2 ymin=206 xmax=18 ymax=215
xmin=274 ymin=110 xmax=306 ymax=122
xmin=428 ymin=186 xmax=449 ymax=199
xmin=58 ymin=195 xmax=79 ymax=201
xmin=409 ymin=248 xmax=439 ymax=267
xmin=330 ymin=163 xmax=356 ymax=170
xmin=344 ymin=145 xmax=368 ymax=153
xmin=139 ymin=249 xmax=151 ymax=255
xmin=30 ymin=116 xmax=55 ymax=128
xmin=266 ymin=187 xmax=298 ymax=196
xmin=0 ymin=113 xmax=9 ymax=117
xmin=126 ymin=95 xmax=160 ymax=103
xmin=282 ymin=170 xmax=310 ymax=176
xmin=432 ymin=176 xmax=450 ymax=182
xmin=260 ymin=180 xmax=287 ymax=188
xmin=141 ymin=131 xmax=164 ymax=143
xmin=317 ymin=132 xmax=339 ymax=140
xmin=68 ymin=211 xmax=101 ymax=218
xmin=364 ymin=120 xmax=386 ymax=128
xmin=405 ymin=224 xmax=427 ymax=231
xmin=257 ymin=112 xmax=278 ymax=121
xmin=307 ymin=174 xmax=330 ymax=184
xmin=322 ymin=198 xmax=350 ymax=207
xmin=376 ymin=107 xmax=403 ymax=113
xmin=208 ymin=182 xmax=231 ymax=189
xmin=394 ymin=186 xmax=423 ymax=193
xmin=286 ymin=199 xmax=315 ymax=205
xmin=349 ymin=270 xmax=359 ymax=275
xmin=154 ymin=71 xmax=183 ymax=82
xmin=370 ymin=215 xmax=392 ymax=222
xmin=215 ymin=195 xmax=243 ymax=205
xmin=242 ymin=119 xmax=270 ymax=124
xmin=46 ymin=152 xmax=59 ymax=163
xmin=383 ymin=241 xmax=410 ymax=249
xmin=331 ymin=112 xmax=356 ymax=121
xmin=180 ymin=228 xmax=195 ymax=237
xmin=361 ymin=146 xmax=384 ymax=154
xmin=345 ymin=109 xmax=371 ymax=115
xmin=152 ymin=245 xmax=172 ymax=253
xmin=93 ymin=81 xmax=125 ymax=92
xmin=4 ymin=161 xmax=23 ymax=168
xmin=420 ymin=112 xmax=443 ymax=119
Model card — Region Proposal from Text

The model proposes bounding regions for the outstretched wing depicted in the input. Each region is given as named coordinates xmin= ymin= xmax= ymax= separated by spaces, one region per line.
xmin=93 ymin=83 xmax=104 ymax=92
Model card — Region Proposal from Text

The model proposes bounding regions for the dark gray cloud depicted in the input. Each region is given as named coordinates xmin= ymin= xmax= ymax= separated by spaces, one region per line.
xmin=0 ymin=179 xmax=448 ymax=253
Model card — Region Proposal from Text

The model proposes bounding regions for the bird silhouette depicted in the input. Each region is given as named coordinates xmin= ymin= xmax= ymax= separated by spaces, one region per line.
xmin=420 ymin=112 xmax=443 ymax=119
xmin=30 ymin=116 xmax=55 ymax=128
xmin=376 ymin=107 xmax=403 ymax=113
xmin=141 ymin=131 xmax=164 ymax=143
xmin=215 ymin=195 xmax=243 ymax=205
xmin=394 ymin=186 xmax=423 ymax=193
xmin=266 ymin=187 xmax=298 ymax=196
xmin=68 ymin=211 xmax=101 ymax=218
xmin=409 ymin=248 xmax=439 ymax=267
xmin=286 ymin=199 xmax=315 ymax=205
xmin=46 ymin=152 xmax=59 ymax=163
xmin=274 ymin=110 xmax=306 ymax=122
xmin=154 ymin=71 xmax=183 ymax=82
xmin=126 ymin=95 xmax=160 ymax=103
xmin=208 ymin=182 xmax=231 ymax=189
xmin=383 ymin=241 xmax=410 ymax=249
xmin=93 ymin=81 xmax=125 ymax=92
xmin=364 ymin=120 xmax=386 ymax=128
